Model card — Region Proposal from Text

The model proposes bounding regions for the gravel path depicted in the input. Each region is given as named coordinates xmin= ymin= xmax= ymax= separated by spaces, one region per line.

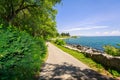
xmin=39 ymin=42 xmax=115 ymax=80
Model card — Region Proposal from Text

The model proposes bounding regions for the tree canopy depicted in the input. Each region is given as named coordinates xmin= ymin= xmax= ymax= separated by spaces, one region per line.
xmin=61 ymin=32 xmax=70 ymax=37
xmin=0 ymin=0 xmax=61 ymax=39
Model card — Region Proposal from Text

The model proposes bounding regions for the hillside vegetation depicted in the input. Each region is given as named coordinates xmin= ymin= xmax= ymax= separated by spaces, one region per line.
xmin=0 ymin=25 xmax=47 ymax=80
xmin=0 ymin=0 xmax=61 ymax=80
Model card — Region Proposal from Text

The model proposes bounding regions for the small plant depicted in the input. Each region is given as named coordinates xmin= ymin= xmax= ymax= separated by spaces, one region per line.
xmin=108 ymin=69 xmax=120 ymax=77
xmin=54 ymin=39 xmax=66 ymax=46
xmin=103 ymin=45 xmax=120 ymax=56
xmin=117 ymin=43 xmax=120 ymax=46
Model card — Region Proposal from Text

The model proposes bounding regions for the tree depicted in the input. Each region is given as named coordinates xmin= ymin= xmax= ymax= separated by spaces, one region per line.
xmin=61 ymin=32 xmax=70 ymax=37
xmin=0 ymin=0 xmax=61 ymax=39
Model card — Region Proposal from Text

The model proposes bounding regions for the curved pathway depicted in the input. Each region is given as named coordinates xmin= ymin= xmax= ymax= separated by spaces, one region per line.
xmin=39 ymin=42 xmax=115 ymax=80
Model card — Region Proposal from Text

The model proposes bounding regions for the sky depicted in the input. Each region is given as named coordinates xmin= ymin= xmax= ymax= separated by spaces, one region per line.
xmin=56 ymin=0 xmax=120 ymax=36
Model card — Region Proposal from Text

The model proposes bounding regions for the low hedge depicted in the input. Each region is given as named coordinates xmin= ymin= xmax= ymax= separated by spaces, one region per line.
xmin=0 ymin=24 xmax=46 ymax=80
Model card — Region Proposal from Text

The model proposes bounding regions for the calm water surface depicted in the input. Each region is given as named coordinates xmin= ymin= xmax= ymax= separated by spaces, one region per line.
xmin=65 ymin=36 xmax=120 ymax=51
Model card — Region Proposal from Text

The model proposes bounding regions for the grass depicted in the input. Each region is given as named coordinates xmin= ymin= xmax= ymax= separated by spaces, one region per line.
xmin=53 ymin=43 xmax=114 ymax=77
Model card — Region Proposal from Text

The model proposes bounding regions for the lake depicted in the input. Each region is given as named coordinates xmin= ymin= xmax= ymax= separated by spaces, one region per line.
xmin=65 ymin=36 xmax=120 ymax=51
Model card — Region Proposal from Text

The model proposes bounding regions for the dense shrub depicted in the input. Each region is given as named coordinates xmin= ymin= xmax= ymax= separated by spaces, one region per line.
xmin=0 ymin=24 xmax=46 ymax=80
xmin=54 ymin=39 xmax=66 ymax=46
xmin=103 ymin=45 xmax=120 ymax=56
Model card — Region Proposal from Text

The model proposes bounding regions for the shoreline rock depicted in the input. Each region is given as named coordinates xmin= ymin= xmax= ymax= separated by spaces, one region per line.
xmin=66 ymin=44 xmax=104 ymax=54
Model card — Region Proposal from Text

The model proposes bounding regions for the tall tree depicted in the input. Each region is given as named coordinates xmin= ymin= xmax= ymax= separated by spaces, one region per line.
xmin=0 ymin=0 xmax=61 ymax=39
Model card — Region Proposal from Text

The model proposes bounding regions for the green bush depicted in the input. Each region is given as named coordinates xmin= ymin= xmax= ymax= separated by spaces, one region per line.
xmin=54 ymin=39 xmax=66 ymax=46
xmin=108 ymin=69 xmax=120 ymax=77
xmin=0 ymin=24 xmax=46 ymax=80
xmin=103 ymin=45 xmax=120 ymax=56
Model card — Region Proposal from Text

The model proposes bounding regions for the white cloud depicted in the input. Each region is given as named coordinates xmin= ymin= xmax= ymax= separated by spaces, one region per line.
xmin=95 ymin=30 xmax=120 ymax=36
xmin=111 ymin=30 xmax=120 ymax=35
xmin=71 ymin=30 xmax=120 ymax=36
xmin=103 ymin=32 xmax=109 ymax=35
xmin=96 ymin=32 xmax=100 ymax=34
xmin=63 ymin=26 xmax=108 ymax=32
xmin=79 ymin=12 xmax=120 ymax=26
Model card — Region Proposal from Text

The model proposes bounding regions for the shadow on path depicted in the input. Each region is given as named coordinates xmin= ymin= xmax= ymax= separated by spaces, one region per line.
xmin=39 ymin=62 xmax=115 ymax=80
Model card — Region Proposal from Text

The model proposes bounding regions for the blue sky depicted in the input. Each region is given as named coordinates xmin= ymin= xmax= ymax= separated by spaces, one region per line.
xmin=56 ymin=0 xmax=120 ymax=36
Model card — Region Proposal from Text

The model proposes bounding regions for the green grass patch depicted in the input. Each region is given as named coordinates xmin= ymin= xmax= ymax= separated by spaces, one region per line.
xmin=53 ymin=43 xmax=115 ymax=77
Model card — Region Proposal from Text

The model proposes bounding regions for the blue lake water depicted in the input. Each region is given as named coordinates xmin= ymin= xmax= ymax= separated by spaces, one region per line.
xmin=65 ymin=36 xmax=120 ymax=51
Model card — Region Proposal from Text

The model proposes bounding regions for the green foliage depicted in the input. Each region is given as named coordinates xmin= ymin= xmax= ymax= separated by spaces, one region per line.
xmin=0 ymin=25 xmax=46 ymax=80
xmin=54 ymin=39 xmax=66 ymax=46
xmin=61 ymin=32 xmax=70 ymax=37
xmin=103 ymin=45 xmax=120 ymax=56
xmin=117 ymin=43 xmax=120 ymax=46
xmin=71 ymin=36 xmax=77 ymax=38
xmin=0 ymin=0 xmax=61 ymax=39
xmin=108 ymin=69 xmax=120 ymax=77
